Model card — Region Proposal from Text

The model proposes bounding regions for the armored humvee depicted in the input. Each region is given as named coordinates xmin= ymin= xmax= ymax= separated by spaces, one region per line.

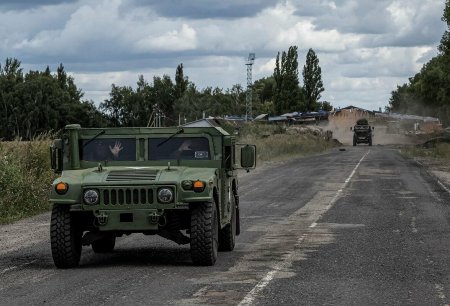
xmin=350 ymin=118 xmax=374 ymax=146
xmin=49 ymin=124 xmax=256 ymax=268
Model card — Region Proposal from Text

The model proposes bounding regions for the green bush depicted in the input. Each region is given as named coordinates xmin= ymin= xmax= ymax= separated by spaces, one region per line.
xmin=0 ymin=137 xmax=56 ymax=224
xmin=239 ymin=122 xmax=333 ymax=163
xmin=401 ymin=143 xmax=450 ymax=160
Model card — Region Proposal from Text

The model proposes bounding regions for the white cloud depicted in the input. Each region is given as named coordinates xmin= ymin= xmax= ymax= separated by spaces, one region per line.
xmin=134 ymin=24 xmax=197 ymax=52
xmin=275 ymin=21 xmax=360 ymax=51
xmin=0 ymin=0 xmax=446 ymax=112
xmin=258 ymin=58 xmax=276 ymax=74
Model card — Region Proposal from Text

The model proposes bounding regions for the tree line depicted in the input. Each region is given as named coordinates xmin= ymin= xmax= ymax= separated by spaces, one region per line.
xmin=388 ymin=0 xmax=450 ymax=126
xmin=0 ymin=47 xmax=327 ymax=139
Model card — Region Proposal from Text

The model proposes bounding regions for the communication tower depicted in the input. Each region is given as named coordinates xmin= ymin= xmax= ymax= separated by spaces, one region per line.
xmin=245 ymin=53 xmax=255 ymax=121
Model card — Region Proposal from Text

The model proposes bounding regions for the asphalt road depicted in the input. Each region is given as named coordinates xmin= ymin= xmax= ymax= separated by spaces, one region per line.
xmin=1 ymin=146 xmax=449 ymax=306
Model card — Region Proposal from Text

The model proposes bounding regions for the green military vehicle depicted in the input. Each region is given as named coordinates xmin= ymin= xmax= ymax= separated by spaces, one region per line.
xmin=350 ymin=118 xmax=374 ymax=146
xmin=49 ymin=124 xmax=256 ymax=268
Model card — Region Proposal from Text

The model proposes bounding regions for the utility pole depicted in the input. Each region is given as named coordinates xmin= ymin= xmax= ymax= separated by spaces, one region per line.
xmin=147 ymin=104 xmax=163 ymax=127
xmin=245 ymin=53 xmax=255 ymax=121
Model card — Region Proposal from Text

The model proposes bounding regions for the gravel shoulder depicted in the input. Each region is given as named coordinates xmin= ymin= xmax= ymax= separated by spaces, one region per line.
xmin=410 ymin=155 xmax=450 ymax=189
xmin=0 ymin=212 xmax=50 ymax=256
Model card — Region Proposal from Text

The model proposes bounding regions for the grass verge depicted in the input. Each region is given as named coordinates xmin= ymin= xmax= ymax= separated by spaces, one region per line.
xmin=399 ymin=143 xmax=450 ymax=177
xmin=238 ymin=123 xmax=334 ymax=163
xmin=0 ymin=137 xmax=56 ymax=224
xmin=400 ymin=143 xmax=450 ymax=161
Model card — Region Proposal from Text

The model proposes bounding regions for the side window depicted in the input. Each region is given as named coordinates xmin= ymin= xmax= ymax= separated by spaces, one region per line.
xmin=80 ymin=138 xmax=136 ymax=161
xmin=149 ymin=137 xmax=211 ymax=160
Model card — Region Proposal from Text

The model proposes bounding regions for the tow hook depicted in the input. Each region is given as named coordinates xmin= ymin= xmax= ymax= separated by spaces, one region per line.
xmin=95 ymin=211 xmax=109 ymax=226
xmin=148 ymin=210 xmax=163 ymax=225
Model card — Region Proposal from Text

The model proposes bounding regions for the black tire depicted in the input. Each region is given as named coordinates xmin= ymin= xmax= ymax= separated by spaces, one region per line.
xmin=50 ymin=205 xmax=82 ymax=269
xmin=190 ymin=202 xmax=218 ymax=266
xmin=92 ymin=235 xmax=116 ymax=253
xmin=353 ymin=137 xmax=357 ymax=146
xmin=219 ymin=195 xmax=236 ymax=252
xmin=369 ymin=137 xmax=372 ymax=146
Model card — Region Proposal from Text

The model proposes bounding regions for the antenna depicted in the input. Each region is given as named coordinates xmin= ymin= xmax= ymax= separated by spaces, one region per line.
xmin=245 ymin=53 xmax=255 ymax=121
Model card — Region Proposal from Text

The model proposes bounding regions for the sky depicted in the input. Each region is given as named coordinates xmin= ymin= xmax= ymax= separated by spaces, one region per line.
xmin=0 ymin=0 xmax=447 ymax=112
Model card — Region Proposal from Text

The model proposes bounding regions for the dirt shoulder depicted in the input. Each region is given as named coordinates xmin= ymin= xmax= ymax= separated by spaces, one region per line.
xmin=411 ymin=155 xmax=450 ymax=189
xmin=0 ymin=212 xmax=50 ymax=256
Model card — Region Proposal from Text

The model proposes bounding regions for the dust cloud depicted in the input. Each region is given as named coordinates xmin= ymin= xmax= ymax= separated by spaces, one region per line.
xmin=322 ymin=118 xmax=422 ymax=146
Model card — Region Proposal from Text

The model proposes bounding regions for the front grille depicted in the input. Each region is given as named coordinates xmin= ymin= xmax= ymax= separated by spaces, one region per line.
xmin=101 ymin=188 xmax=154 ymax=205
xmin=106 ymin=170 xmax=158 ymax=182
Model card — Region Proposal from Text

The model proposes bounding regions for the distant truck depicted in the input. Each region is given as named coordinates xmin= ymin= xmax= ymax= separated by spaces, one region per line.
xmin=49 ymin=124 xmax=256 ymax=268
xmin=351 ymin=118 xmax=374 ymax=146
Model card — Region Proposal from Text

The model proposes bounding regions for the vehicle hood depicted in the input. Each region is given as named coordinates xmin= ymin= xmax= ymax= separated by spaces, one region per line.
xmin=58 ymin=166 xmax=218 ymax=186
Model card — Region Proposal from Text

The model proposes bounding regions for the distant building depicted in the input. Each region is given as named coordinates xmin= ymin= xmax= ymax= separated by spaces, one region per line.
xmin=375 ymin=112 xmax=442 ymax=133
xmin=328 ymin=106 xmax=375 ymax=126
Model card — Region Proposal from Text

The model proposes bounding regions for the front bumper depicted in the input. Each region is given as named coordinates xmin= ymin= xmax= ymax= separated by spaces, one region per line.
xmin=92 ymin=209 xmax=163 ymax=231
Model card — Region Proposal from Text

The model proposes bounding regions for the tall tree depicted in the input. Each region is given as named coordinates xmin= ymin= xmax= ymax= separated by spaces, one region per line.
xmin=302 ymin=48 xmax=324 ymax=111
xmin=388 ymin=1 xmax=450 ymax=126
xmin=439 ymin=0 xmax=450 ymax=55
xmin=0 ymin=58 xmax=24 ymax=138
xmin=153 ymin=75 xmax=175 ymax=126
xmin=273 ymin=46 xmax=302 ymax=114
xmin=0 ymin=58 xmax=105 ymax=139
xmin=253 ymin=77 xmax=276 ymax=115
xmin=175 ymin=63 xmax=188 ymax=99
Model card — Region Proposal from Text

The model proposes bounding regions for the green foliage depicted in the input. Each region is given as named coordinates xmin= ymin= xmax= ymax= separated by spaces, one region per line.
xmin=174 ymin=84 xmax=247 ymax=123
xmin=0 ymin=137 xmax=56 ymax=223
xmin=239 ymin=123 xmax=332 ymax=162
xmin=439 ymin=0 xmax=450 ymax=54
xmin=1 ymin=49 xmax=332 ymax=132
xmin=318 ymin=101 xmax=333 ymax=111
xmin=0 ymin=58 xmax=105 ymax=139
xmin=273 ymin=46 xmax=304 ymax=114
xmin=302 ymin=48 xmax=324 ymax=111
xmin=389 ymin=2 xmax=450 ymax=126
xmin=400 ymin=143 xmax=450 ymax=161
xmin=252 ymin=77 xmax=276 ymax=115
xmin=175 ymin=63 xmax=188 ymax=99
xmin=99 ymin=74 xmax=176 ymax=127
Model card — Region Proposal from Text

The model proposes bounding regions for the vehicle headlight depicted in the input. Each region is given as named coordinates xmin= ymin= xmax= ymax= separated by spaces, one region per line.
xmin=83 ymin=189 xmax=99 ymax=205
xmin=158 ymin=188 xmax=174 ymax=203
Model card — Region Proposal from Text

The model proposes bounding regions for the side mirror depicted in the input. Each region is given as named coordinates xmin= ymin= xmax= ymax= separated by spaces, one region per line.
xmin=50 ymin=139 xmax=63 ymax=173
xmin=240 ymin=145 xmax=256 ymax=171
xmin=372 ymin=126 xmax=375 ymax=130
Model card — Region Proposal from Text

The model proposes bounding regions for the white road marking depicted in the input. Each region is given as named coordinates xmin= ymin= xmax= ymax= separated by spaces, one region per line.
xmin=434 ymin=284 xmax=449 ymax=306
xmin=0 ymin=259 xmax=37 ymax=276
xmin=193 ymin=286 xmax=209 ymax=297
xmin=410 ymin=217 xmax=418 ymax=233
xmin=437 ymin=180 xmax=450 ymax=195
xmin=238 ymin=150 xmax=370 ymax=306
xmin=0 ymin=266 xmax=17 ymax=275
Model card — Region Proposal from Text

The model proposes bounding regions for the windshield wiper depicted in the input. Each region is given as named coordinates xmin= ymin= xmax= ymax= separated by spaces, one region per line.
xmin=83 ymin=129 xmax=105 ymax=147
xmin=157 ymin=128 xmax=184 ymax=147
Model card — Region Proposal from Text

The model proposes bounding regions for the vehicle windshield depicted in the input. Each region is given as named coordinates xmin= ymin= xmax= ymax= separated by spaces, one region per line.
xmin=149 ymin=137 xmax=210 ymax=160
xmin=80 ymin=138 xmax=136 ymax=161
